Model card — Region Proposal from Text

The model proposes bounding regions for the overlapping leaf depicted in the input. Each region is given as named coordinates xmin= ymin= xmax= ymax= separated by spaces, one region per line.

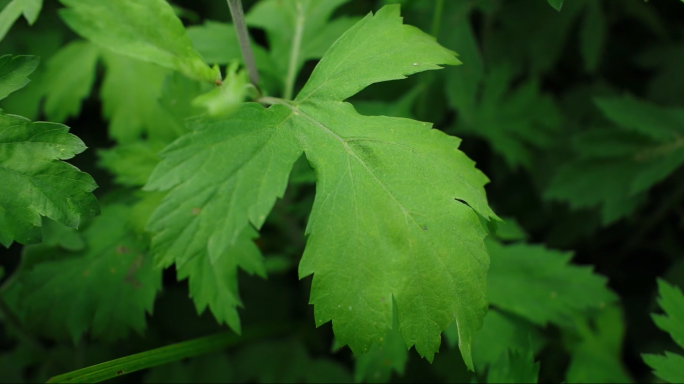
xmin=58 ymin=0 xmax=219 ymax=83
xmin=0 ymin=111 xmax=99 ymax=247
xmin=0 ymin=54 xmax=39 ymax=100
xmin=17 ymin=204 xmax=161 ymax=342
xmin=145 ymin=5 xmax=496 ymax=368
xmin=642 ymin=280 xmax=684 ymax=384
xmin=545 ymin=95 xmax=684 ymax=224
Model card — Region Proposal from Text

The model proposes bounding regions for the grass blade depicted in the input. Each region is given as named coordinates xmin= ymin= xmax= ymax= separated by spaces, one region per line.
xmin=46 ymin=323 xmax=291 ymax=383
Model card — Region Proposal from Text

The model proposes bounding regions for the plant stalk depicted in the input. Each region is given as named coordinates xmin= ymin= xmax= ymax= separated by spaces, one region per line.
xmin=431 ymin=0 xmax=445 ymax=37
xmin=284 ymin=2 xmax=305 ymax=100
xmin=227 ymin=0 xmax=260 ymax=86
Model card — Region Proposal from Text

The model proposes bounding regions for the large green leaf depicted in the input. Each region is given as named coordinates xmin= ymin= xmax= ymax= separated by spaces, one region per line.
xmin=642 ymin=280 xmax=684 ymax=383
xmin=0 ymin=54 xmax=39 ymax=100
xmin=58 ymin=0 xmax=219 ymax=83
xmin=0 ymin=112 xmax=99 ymax=247
xmin=18 ymin=204 xmax=161 ymax=342
xmin=145 ymin=5 xmax=495 ymax=367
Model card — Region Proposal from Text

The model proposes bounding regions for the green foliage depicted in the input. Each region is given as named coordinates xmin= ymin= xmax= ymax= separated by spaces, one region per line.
xmin=487 ymin=239 xmax=616 ymax=326
xmin=0 ymin=0 xmax=42 ymax=41
xmin=145 ymin=5 xmax=494 ymax=369
xmin=58 ymin=0 xmax=220 ymax=83
xmin=0 ymin=54 xmax=38 ymax=100
xmin=0 ymin=111 xmax=98 ymax=247
xmin=642 ymin=280 xmax=684 ymax=383
xmin=16 ymin=204 xmax=161 ymax=342
xmin=1 ymin=0 xmax=683 ymax=383
xmin=486 ymin=348 xmax=540 ymax=384
xmin=41 ymin=40 xmax=98 ymax=123
xmin=546 ymin=95 xmax=684 ymax=224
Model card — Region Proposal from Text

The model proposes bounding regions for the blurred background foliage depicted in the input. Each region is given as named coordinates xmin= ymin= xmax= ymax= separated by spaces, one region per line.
xmin=1 ymin=0 xmax=684 ymax=382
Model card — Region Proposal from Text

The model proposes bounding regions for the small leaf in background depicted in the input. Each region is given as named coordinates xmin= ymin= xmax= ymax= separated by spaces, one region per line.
xmin=98 ymin=141 xmax=166 ymax=187
xmin=58 ymin=0 xmax=220 ymax=83
xmin=486 ymin=239 xmax=617 ymax=327
xmin=0 ymin=54 xmax=38 ymax=100
xmin=245 ymin=0 xmax=360 ymax=88
xmin=566 ymin=306 xmax=633 ymax=383
xmin=486 ymin=348 xmax=540 ymax=383
xmin=545 ymin=95 xmax=684 ymax=224
xmin=192 ymin=62 xmax=249 ymax=118
xmin=17 ymin=204 xmax=161 ymax=342
xmin=548 ymin=0 xmax=564 ymax=11
xmin=41 ymin=40 xmax=99 ymax=123
xmin=0 ymin=112 xmax=99 ymax=247
xmin=450 ymin=64 xmax=561 ymax=170
xmin=0 ymin=0 xmax=43 ymax=41
xmin=354 ymin=307 xmax=408 ymax=383
xmin=21 ymin=0 xmax=42 ymax=24
xmin=642 ymin=280 xmax=684 ymax=383
xmin=100 ymin=51 xmax=185 ymax=143
xmin=444 ymin=309 xmax=544 ymax=372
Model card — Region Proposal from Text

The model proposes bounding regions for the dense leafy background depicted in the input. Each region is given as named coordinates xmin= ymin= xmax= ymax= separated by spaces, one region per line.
xmin=1 ymin=0 xmax=684 ymax=383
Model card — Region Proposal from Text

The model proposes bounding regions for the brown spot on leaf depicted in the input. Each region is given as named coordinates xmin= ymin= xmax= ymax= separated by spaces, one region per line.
xmin=422 ymin=225 xmax=427 ymax=231
xmin=116 ymin=246 xmax=130 ymax=254
xmin=191 ymin=207 xmax=201 ymax=215
xmin=125 ymin=255 xmax=145 ymax=289
xmin=110 ymin=267 xmax=116 ymax=274
xmin=380 ymin=297 xmax=385 ymax=303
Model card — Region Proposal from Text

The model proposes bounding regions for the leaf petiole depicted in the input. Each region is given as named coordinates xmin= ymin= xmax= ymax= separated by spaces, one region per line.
xmin=226 ymin=0 xmax=260 ymax=86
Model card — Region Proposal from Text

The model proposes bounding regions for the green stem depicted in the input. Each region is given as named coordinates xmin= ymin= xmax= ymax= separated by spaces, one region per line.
xmin=284 ymin=1 xmax=305 ymax=100
xmin=431 ymin=0 xmax=445 ymax=37
xmin=227 ymin=0 xmax=260 ymax=86
xmin=46 ymin=323 xmax=292 ymax=383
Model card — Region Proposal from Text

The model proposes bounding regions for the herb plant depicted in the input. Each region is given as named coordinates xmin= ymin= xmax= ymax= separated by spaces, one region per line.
xmin=1 ymin=0 xmax=683 ymax=383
